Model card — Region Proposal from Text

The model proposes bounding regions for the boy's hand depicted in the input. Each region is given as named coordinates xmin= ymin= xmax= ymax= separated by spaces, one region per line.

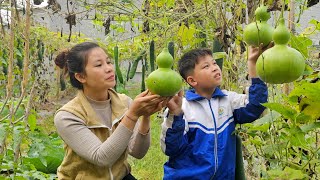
xmin=248 ymin=42 xmax=274 ymax=63
xmin=167 ymin=90 xmax=183 ymax=116
xmin=247 ymin=42 xmax=274 ymax=78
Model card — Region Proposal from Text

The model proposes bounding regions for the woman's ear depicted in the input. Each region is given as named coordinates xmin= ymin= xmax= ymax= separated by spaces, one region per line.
xmin=186 ymin=76 xmax=197 ymax=87
xmin=75 ymin=73 xmax=86 ymax=83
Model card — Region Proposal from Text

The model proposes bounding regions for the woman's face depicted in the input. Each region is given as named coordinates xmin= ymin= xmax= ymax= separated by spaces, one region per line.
xmin=80 ymin=47 xmax=116 ymax=91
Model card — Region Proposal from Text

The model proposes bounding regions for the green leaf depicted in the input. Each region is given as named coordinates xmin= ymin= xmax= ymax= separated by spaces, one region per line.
xmin=290 ymin=81 xmax=320 ymax=101
xmin=40 ymin=156 xmax=48 ymax=167
xmin=302 ymin=64 xmax=314 ymax=76
xmin=178 ymin=24 xmax=187 ymax=46
xmin=186 ymin=24 xmax=196 ymax=42
xmin=262 ymin=103 xmax=297 ymax=121
xmin=262 ymin=144 xmax=278 ymax=157
xmin=309 ymin=19 xmax=320 ymax=30
xmin=247 ymin=123 xmax=270 ymax=133
xmin=250 ymin=136 xmax=263 ymax=146
xmin=10 ymin=176 xmax=25 ymax=180
xmin=316 ymin=165 xmax=320 ymax=175
xmin=28 ymin=113 xmax=37 ymax=131
xmin=24 ymin=132 xmax=64 ymax=174
xmin=253 ymin=110 xmax=281 ymax=125
xmin=300 ymin=122 xmax=320 ymax=133
xmin=289 ymin=35 xmax=312 ymax=58
xmin=212 ymin=52 xmax=227 ymax=60
xmin=15 ymin=106 xmax=25 ymax=119
xmin=298 ymin=98 xmax=320 ymax=119
xmin=177 ymin=24 xmax=196 ymax=47
xmin=267 ymin=166 xmax=308 ymax=179
xmin=295 ymin=112 xmax=312 ymax=124
xmin=286 ymin=127 xmax=306 ymax=147
xmin=290 ymin=81 xmax=320 ymax=119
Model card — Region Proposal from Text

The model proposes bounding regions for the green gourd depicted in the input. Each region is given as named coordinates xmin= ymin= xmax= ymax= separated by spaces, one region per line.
xmin=243 ymin=5 xmax=274 ymax=47
xmin=16 ymin=38 xmax=24 ymax=70
xmin=114 ymin=46 xmax=124 ymax=84
xmin=60 ymin=73 xmax=66 ymax=91
xmin=37 ymin=40 xmax=44 ymax=61
xmin=141 ymin=64 xmax=145 ymax=92
xmin=2 ymin=49 xmax=8 ymax=75
xmin=235 ymin=135 xmax=246 ymax=180
xmin=168 ymin=41 xmax=174 ymax=59
xmin=146 ymin=47 xmax=182 ymax=96
xmin=212 ymin=39 xmax=224 ymax=70
xmin=126 ymin=62 xmax=131 ymax=81
xmin=129 ymin=50 xmax=145 ymax=79
xmin=256 ymin=18 xmax=305 ymax=84
xmin=150 ymin=40 xmax=155 ymax=72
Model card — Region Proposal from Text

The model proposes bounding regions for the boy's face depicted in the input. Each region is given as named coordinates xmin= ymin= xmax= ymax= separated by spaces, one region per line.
xmin=187 ymin=55 xmax=222 ymax=91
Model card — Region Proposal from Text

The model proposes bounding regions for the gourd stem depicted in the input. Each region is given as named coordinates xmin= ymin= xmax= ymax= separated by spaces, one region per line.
xmin=164 ymin=27 xmax=170 ymax=48
xmin=281 ymin=0 xmax=285 ymax=18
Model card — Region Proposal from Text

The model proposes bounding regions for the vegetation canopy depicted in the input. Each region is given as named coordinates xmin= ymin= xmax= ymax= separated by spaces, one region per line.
xmin=0 ymin=0 xmax=320 ymax=179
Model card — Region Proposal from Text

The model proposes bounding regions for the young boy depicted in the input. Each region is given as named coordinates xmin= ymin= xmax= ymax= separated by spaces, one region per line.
xmin=160 ymin=46 xmax=268 ymax=179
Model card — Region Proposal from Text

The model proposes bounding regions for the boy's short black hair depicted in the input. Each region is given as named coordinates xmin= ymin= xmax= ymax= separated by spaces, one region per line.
xmin=178 ymin=48 xmax=212 ymax=80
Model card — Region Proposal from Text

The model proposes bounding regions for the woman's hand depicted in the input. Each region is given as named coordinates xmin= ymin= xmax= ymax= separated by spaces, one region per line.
xmin=127 ymin=90 xmax=170 ymax=120
xmin=167 ymin=90 xmax=183 ymax=116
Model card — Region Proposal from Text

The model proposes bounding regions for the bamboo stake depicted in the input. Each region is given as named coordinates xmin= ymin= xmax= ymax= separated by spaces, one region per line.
xmin=283 ymin=0 xmax=295 ymax=95
xmin=13 ymin=0 xmax=31 ymax=163
xmin=7 ymin=0 xmax=14 ymax=99
xmin=0 ymin=0 xmax=15 ymax=156
xmin=21 ymin=0 xmax=31 ymax=95
xmin=0 ymin=2 xmax=5 ymax=37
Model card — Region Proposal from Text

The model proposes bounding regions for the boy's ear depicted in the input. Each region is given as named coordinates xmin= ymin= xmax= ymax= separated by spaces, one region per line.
xmin=75 ymin=73 xmax=86 ymax=83
xmin=186 ymin=76 xmax=197 ymax=87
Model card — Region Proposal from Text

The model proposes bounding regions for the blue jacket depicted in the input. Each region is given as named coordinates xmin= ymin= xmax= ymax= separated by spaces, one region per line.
xmin=160 ymin=78 xmax=268 ymax=180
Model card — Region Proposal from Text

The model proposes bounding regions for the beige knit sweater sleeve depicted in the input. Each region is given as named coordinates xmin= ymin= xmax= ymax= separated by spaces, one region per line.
xmin=54 ymin=110 xmax=150 ymax=167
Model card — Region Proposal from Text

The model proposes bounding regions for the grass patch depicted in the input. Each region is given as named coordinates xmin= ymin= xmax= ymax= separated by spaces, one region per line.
xmin=123 ymin=81 xmax=168 ymax=179
xmin=129 ymin=114 xmax=167 ymax=180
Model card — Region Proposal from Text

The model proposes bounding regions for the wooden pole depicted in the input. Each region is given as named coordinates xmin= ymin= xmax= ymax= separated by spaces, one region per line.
xmin=283 ymin=0 xmax=295 ymax=95
xmin=21 ymin=0 xmax=31 ymax=95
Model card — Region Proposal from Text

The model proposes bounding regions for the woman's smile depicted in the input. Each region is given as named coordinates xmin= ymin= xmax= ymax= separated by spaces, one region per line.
xmin=106 ymin=74 xmax=115 ymax=81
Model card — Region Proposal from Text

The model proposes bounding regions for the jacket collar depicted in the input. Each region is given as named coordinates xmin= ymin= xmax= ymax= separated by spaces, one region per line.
xmin=186 ymin=87 xmax=227 ymax=101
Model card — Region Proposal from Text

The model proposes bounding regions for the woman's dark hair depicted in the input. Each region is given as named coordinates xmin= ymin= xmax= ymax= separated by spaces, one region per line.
xmin=54 ymin=42 xmax=100 ymax=89
xmin=178 ymin=48 xmax=212 ymax=80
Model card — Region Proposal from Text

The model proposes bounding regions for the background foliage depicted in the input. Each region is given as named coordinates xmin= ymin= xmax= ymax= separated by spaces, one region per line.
xmin=0 ymin=0 xmax=320 ymax=179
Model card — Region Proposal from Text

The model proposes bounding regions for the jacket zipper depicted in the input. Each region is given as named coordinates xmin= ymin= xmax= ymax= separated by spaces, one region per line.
xmin=208 ymin=99 xmax=218 ymax=177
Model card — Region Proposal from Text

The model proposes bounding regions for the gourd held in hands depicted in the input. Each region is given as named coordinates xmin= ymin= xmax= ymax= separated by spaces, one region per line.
xmin=146 ymin=48 xmax=183 ymax=96
xmin=243 ymin=5 xmax=274 ymax=47
xmin=256 ymin=18 xmax=305 ymax=84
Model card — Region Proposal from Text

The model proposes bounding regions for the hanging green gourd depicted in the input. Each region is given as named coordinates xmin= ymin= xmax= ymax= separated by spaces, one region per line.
xmin=16 ymin=38 xmax=24 ymax=70
xmin=149 ymin=40 xmax=155 ymax=72
xmin=114 ymin=46 xmax=124 ymax=84
xmin=2 ymin=49 xmax=8 ymax=75
xmin=146 ymin=47 xmax=182 ymax=96
xmin=141 ymin=64 xmax=146 ymax=92
xmin=256 ymin=18 xmax=305 ymax=84
xmin=168 ymin=41 xmax=174 ymax=59
xmin=126 ymin=62 xmax=131 ymax=82
xmin=129 ymin=50 xmax=145 ymax=79
xmin=243 ymin=5 xmax=274 ymax=47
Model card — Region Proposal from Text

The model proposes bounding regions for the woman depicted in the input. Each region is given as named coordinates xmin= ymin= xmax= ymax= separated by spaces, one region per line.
xmin=54 ymin=42 xmax=167 ymax=180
